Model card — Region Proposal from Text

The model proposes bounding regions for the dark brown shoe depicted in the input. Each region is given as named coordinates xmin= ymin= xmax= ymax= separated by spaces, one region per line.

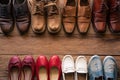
xmin=13 ymin=0 xmax=31 ymax=34
xmin=62 ymin=0 xmax=77 ymax=34
xmin=108 ymin=0 xmax=120 ymax=33
xmin=0 ymin=0 xmax=14 ymax=35
xmin=92 ymin=0 xmax=108 ymax=33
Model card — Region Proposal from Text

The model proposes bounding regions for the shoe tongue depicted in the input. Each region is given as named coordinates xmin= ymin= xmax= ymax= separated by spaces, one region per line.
xmin=95 ymin=76 xmax=103 ymax=80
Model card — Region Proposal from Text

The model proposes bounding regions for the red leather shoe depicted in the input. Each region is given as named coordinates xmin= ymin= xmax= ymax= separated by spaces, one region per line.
xmin=108 ymin=0 xmax=120 ymax=33
xmin=49 ymin=55 xmax=61 ymax=80
xmin=36 ymin=55 xmax=49 ymax=80
xmin=92 ymin=0 xmax=108 ymax=33
xmin=8 ymin=56 xmax=21 ymax=80
xmin=22 ymin=56 xmax=35 ymax=80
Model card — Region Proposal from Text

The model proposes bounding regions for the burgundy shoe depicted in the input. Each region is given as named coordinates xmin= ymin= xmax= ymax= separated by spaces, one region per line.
xmin=13 ymin=0 xmax=31 ymax=34
xmin=22 ymin=56 xmax=35 ymax=80
xmin=108 ymin=0 xmax=120 ymax=33
xmin=92 ymin=0 xmax=108 ymax=33
xmin=8 ymin=56 xmax=21 ymax=80
xmin=49 ymin=55 xmax=62 ymax=80
xmin=36 ymin=55 xmax=49 ymax=80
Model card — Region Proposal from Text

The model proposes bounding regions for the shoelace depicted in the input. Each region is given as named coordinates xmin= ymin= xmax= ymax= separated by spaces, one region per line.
xmin=33 ymin=1 xmax=44 ymax=15
xmin=44 ymin=1 xmax=59 ymax=16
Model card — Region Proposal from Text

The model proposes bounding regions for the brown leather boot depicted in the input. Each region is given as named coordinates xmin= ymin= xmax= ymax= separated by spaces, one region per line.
xmin=62 ymin=0 xmax=77 ymax=34
xmin=46 ymin=0 xmax=62 ymax=34
xmin=13 ymin=0 xmax=31 ymax=34
xmin=77 ymin=0 xmax=91 ymax=34
xmin=92 ymin=0 xmax=108 ymax=33
xmin=0 ymin=0 xmax=14 ymax=35
xmin=108 ymin=0 xmax=120 ymax=33
xmin=29 ymin=0 xmax=46 ymax=34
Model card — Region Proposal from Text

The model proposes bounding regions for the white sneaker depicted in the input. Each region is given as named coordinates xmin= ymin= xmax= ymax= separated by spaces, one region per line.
xmin=62 ymin=55 xmax=75 ymax=80
xmin=75 ymin=56 xmax=88 ymax=80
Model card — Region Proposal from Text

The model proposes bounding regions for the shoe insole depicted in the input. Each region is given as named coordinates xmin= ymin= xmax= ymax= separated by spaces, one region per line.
xmin=80 ymin=0 xmax=89 ymax=6
xmin=50 ymin=67 xmax=59 ymax=80
xmin=66 ymin=0 xmax=75 ymax=6
xmin=65 ymin=73 xmax=74 ymax=80
xmin=11 ymin=67 xmax=19 ymax=80
xmin=15 ymin=0 xmax=24 ymax=5
xmin=23 ymin=66 xmax=32 ymax=80
xmin=39 ymin=67 xmax=47 ymax=80
xmin=0 ymin=0 xmax=9 ymax=4
xmin=78 ymin=74 xmax=86 ymax=80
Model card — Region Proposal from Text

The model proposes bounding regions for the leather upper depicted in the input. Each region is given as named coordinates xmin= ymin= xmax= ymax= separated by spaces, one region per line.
xmin=36 ymin=55 xmax=49 ymax=80
xmin=8 ymin=56 xmax=21 ymax=80
xmin=92 ymin=0 xmax=108 ymax=33
xmin=49 ymin=55 xmax=62 ymax=80
xmin=62 ymin=0 xmax=77 ymax=34
xmin=109 ymin=0 xmax=120 ymax=33
xmin=22 ymin=56 xmax=35 ymax=80
xmin=0 ymin=0 xmax=14 ymax=34
xmin=13 ymin=0 xmax=31 ymax=34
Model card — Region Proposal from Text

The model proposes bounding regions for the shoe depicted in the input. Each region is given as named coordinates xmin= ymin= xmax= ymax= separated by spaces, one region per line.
xmin=75 ymin=56 xmax=87 ymax=80
xmin=103 ymin=56 xmax=117 ymax=80
xmin=77 ymin=0 xmax=91 ymax=34
xmin=22 ymin=56 xmax=35 ymax=80
xmin=8 ymin=56 xmax=21 ymax=80
xmin=46 ymin=0 xmax=62 ymax=34
xmin=62 ymin=55 xmax=75 ymax=80
xmin=49 ymin=55 xmax=61 ymax=80
xmin=62 ymin=0 xmax=77 ymax=34
xmin=92 ymin=0 xmax=108 ymax=33
xmin=13 ymin=0 xmax=31 ymax=34
xmin=88 ymin=55 xmax=103 ymax=80
xmin=0 ymin=0 xmax=14 ymax=35
xmin=29 ymin=0 xmax=46 ymax=34
xmin=36 ymin=55 xmax=49 ymax=80
xmin=108 ymin=0 xmax=120 ymax=33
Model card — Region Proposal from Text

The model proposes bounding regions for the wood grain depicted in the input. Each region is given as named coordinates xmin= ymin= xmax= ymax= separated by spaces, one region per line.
xmin=0 ymin=25 xmax=120 ymax=80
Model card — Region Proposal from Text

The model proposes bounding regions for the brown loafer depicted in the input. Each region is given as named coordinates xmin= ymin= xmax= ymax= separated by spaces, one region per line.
xmin=29 ymin=0 xmax=46 ymax=34
xmin=46 ymin=0 xmax=62 ymax=34
xmin=92 ymin=0 xmax=108 ymax=33
xmin=77 ymin=0 xmax=91 ymax=34
xmin=0 ymin=0 xmax=14 ymax=35
xmin=108 ymin=0 xmax=120 ymax=33
xmin=62 ymin=0 xmax=77 ymax=34
xmin=13 ymin=0 xmax=31 ymax=35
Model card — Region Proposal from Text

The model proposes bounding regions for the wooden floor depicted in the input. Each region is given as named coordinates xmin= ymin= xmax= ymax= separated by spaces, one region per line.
xmin=0 ymin=24 xmax=120 ymax=80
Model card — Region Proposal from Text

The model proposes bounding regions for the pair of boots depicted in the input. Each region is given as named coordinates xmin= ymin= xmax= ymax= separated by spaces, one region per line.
xmin=92 ymin=0 xmax=120 ymax=33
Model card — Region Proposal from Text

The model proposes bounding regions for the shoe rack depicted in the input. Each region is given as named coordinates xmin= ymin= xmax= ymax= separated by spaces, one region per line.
xmin=0 ymin=24 xmax=120 ymax=80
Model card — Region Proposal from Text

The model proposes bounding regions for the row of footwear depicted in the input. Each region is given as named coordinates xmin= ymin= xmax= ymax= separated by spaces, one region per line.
xmin=0 ymin=0 xmax=120 ymax=35
xmin=8 ymin=55 xmax=118 ymax=80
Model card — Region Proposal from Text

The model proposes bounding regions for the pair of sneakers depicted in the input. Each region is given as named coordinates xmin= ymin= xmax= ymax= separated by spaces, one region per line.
xmin=62 ymin=55 xmax=88 ymax=80
xmin=88 ymin=55 xmax=117 ymax=80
